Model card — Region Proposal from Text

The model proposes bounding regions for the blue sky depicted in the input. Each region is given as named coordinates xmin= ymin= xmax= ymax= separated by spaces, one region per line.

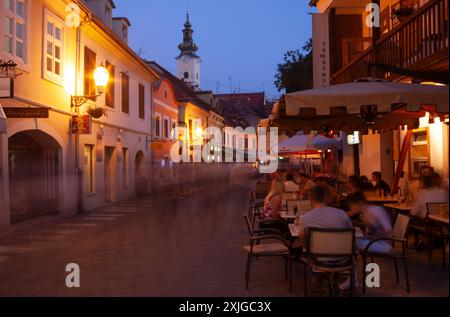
xmin=114 ymin=0 xmax=314 ymax=100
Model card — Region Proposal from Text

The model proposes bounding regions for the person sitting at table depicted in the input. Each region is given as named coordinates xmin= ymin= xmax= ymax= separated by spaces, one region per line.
xmin=372 ymin=171 xmax=391 ymax=196
xmin=360 ymin=175 xmax=375 ymax=191
xmin=299 ymin=174 xmax=317 ymax=199
xmin=298 ymin=185 xmax=353 ymax=238
xmin=284 ymin=173 xmax=299 ymax=193
xmin=339 ymin=191 xmax=392 ymax=290
xmin=411 ymin=174 xmax=448 ymax=220
xmin=316 ymin=177 xmax=338 ymax=206
xmin=262 ymin=179 xmax=284 ymax=220
xmin=339 ymin=175 xmax=364 ymax=213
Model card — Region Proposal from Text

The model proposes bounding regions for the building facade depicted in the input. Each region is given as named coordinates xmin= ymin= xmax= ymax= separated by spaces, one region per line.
xmin=0 ymin=0 xmax=158 ymax=231
xmin=310 ymin=0 xmax=449 ymax=184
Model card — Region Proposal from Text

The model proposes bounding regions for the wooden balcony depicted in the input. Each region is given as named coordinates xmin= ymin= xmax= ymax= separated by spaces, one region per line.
xmin=333 ymin=0 xmax=448 ymax=84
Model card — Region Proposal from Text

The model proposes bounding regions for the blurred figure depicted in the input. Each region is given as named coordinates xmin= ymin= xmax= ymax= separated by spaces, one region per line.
xmin=411 ymin=174 xmax=448 ymax=219
xmin=360 ymin=175 xmax=374 ymax=191
xmin=372 ymin=172 xmax=391 ymax=196
xmin=348 ymin=175 xmax=364 ymax=193
xmin=299 ymin=174 xmax=316 ymax=199
xmin=316 ymin=177 xmax=338 ymax=206
xmin=284 ymin=173 xmax=299 ymax=193
xmin=262 ymin=180 xmax=284 ymax=220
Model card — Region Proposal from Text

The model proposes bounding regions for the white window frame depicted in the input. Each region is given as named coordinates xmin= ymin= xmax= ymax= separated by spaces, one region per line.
xmin=2 ymin=0 xmax=28 ymax=65
xmin=163 ymin=116 xmax=170 ymax=139
xmin=83 ymin=144 xmax=95 ymax=194
xmin=170 ymin=119 xmax=177 ymax=140
xmin=154 ymin=112 xmax=162 ymax=138
xmin=43 ymin=9 xmax=65 ymax=85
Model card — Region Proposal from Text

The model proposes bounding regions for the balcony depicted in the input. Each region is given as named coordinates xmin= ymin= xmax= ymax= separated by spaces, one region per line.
xmin=333 ymin=0 xmax=448 ymax=84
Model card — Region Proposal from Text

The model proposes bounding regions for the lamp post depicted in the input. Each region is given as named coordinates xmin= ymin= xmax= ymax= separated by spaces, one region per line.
xmin=72 ymin=63 xmax=109 ymax=214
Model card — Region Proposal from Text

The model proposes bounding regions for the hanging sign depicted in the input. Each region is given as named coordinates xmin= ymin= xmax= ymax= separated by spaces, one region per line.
xmin=3 ymin=107 xmax=49 ymax=118
xmin=0 ymin=78 xmax=13 ymax=99
xmin=71 ymin=115 xmax=92 ymax=134
xmin=312 ymin=13 xmax=330 ymax=88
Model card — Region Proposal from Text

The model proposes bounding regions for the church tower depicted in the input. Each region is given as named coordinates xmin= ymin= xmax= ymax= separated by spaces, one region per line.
xmin=176 ymin=13 xmax=201 ymax=90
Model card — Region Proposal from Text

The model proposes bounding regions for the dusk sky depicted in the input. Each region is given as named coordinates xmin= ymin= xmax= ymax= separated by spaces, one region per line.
xmin=114 ymin=0 xmax=314 ymax=100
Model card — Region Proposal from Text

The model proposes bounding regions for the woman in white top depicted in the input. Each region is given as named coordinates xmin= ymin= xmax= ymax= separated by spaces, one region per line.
xmin=284 ymin=173 xmax=299 ymax=193
xmin=411 ymin=174 xmax=449 ymax=219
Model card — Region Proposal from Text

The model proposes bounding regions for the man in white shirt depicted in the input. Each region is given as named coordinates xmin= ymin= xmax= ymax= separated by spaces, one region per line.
xmin=298 ymin=186 xmax=352 ymax=238
xmin=411 ymin=174 xmax=449 ymax=219
xmin=284 ymin=173 xmax=299 ymax=193
xmin=299 ymin=174 xmax=317 ymax=199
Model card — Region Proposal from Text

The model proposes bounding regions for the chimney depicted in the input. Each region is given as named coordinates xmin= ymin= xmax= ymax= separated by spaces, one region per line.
xmin=112 ymin=17 xmax=131 ymax=44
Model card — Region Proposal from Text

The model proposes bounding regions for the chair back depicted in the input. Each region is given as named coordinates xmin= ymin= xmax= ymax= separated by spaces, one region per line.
xmin=306 ymin=227 xmax=355 ymax=258
xmin=426 ymin=202 xmax=449 ymax=218
xmin=243 ymin=215 xmax=253 ymax=236
xmin=286 ymin=200 xmax=312 ymax=215
xmin=392 ymin=214 xmax=411 ymax=240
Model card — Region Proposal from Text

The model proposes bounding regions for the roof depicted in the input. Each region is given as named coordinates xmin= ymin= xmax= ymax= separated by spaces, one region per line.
xmin=113 ymin=17 xmax=132 ymax=26
xmin=146 ymin=61 xmax=211 ymax=113
xmin=216 ymin=92 xmax=267 ymax=123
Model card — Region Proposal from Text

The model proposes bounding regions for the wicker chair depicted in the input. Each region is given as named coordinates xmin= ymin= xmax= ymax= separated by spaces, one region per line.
xmin=243 ymin=215 xmax=293 ymax=292
xmin=301 ymin=228 xmax=356 ymax=297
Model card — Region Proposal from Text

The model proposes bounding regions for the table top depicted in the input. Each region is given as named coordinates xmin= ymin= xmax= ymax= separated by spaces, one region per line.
xmin=280 ymin=212 xmax=297 ymax=220
xmin=366 ymin=196 xmax=398 ymax=203
xmin=384 ymin=203 xmax=414 ymax=211
xmin=428 ymin=214 xmax=449 ymax=224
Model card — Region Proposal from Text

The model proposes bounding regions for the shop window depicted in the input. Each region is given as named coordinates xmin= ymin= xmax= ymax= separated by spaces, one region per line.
xmin=409 ymin=128 xmax=430 ymax=178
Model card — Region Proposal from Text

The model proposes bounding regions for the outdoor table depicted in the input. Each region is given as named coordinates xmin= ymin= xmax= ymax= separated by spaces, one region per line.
xmin=428 ymin=214 xmax=449 ymax=225
xmin=280 ymin=212 xmax=297 ymax=221
xmin=384 ymin=203 xmax=414 ymax=223
xmin=367 ymin=196 xmax=399 ymax=204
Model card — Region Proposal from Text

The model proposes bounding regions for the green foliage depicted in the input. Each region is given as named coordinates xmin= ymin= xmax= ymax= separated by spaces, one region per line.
xmin=274 ymin=39 xmax=313 ymax=93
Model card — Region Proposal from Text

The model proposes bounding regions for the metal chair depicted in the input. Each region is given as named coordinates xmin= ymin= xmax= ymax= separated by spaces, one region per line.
xmin=361 ymin=213 xmax=411 ymax=294
xmin=301 ymin=227 xmax=356 ymax=297
xmin=243 ymin=215 xmax=293 ymax=292
xmin=426 ymin=202 xmax=449 ymax=270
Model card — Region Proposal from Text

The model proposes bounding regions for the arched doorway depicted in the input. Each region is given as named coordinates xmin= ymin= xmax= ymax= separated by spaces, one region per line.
xmin=8 ymin=130 xmax=61 ymax=224
xmin=135 ymin=151 xmax=146 ymax=196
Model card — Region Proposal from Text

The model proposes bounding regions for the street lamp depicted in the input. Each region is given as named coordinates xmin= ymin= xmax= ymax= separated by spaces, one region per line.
xmin=71 ymin=63 xmax=109 ymax=110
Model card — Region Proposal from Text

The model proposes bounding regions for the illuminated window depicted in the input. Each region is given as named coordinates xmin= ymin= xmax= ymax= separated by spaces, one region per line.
xmin=154 ymin=114 xmax=161 ymax=138
xmin=43 ymin=9 xmax=64 ymax=84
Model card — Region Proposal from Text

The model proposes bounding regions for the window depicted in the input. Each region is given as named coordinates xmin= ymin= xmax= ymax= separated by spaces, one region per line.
xmin=171 ymin=121 xmax=177 ymax=140
xmin=121 ymin=72 xmax=129 ymax=114
xmin=3 ymin=0 xmax=27 ymax=62
xmin=184 ymin=72 xmax=189 ymax=79
xmin=43 ymin=9 xmax=64 ymax=84
xmin=105 ymin=61 xmax=115 ymax=108
xmin=154 ymin=114 xmax=161 ymax=138
xmin=188 ymin=119 xmax=193 ymax=141
xmin=163 ymin=117 xmax=170 ymax=139
xmin=122 ymin=148 xmax=129 ymax=187
xmin=105 ymin=4 xmax=112 ymax=27
xmin=84 ymin=47 xmax=96 ymax=98
xmin=138 ymin=83 xmax=145 ymax=119
xmin=83 ymin=145 xmax=94 ymax=193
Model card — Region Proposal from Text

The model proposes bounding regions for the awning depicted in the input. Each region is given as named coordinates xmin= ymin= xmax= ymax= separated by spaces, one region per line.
xmin=0 ymin=105 xmax=7 ymax=134
xmin=273 ymin=81 xmax=449 ymax=135
xmin=284 ymin=81 xmax=448 ymax=116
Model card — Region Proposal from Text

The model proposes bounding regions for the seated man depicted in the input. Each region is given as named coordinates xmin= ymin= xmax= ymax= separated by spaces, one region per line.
xmin=411 ymin=174 xmax=449 ymax=219
xmin=299 ymin=174 xmax=317 ymax=200
xmin=298 ymin=185 xmax=353 ymax=238
xmin=372 ymin=171 xmax=391 ymax=196
xmin=284 ymin=173 xmax=299 ymax=193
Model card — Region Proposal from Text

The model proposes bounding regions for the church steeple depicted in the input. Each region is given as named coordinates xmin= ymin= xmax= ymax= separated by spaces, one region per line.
xmin=177 ymin=13 xmax=199 ymax=58
xmin=176 ymin=12 xmax=201 ymax=90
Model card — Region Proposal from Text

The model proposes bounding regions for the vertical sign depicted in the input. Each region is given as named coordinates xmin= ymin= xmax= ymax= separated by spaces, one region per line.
xmin=312 ymin=13 xmax=330 ymax=88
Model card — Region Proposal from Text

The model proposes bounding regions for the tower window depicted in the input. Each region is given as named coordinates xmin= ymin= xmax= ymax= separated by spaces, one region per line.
xmin=184 ymin=72 xmax=189 ymax=79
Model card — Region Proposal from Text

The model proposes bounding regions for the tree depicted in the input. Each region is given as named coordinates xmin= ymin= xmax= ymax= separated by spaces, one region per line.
xmin=274 ymin=39 xmax=313 ymax=93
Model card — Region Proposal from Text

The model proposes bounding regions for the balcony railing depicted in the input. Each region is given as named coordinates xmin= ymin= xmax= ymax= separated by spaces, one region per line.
xmin=333 ymin=0 xmax=448 ymax=84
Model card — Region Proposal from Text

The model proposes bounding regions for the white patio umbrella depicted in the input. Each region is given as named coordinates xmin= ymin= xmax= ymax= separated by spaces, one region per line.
xmin=284 ymin=81 xmax=449 ymax=116
xmin=311 ymin=135 xmax=342 ymax=150
xmin=0 ymin=105 xmax=7 ymax=134
xmin=277 ymin=133 xmax=314 ymax=155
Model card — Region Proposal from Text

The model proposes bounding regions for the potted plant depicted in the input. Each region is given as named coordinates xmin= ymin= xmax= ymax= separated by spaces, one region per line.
xmin=392 ymin=5 xmax=415 ymax=20
xmin=86 ymin=106 xmax=108 ymax=119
